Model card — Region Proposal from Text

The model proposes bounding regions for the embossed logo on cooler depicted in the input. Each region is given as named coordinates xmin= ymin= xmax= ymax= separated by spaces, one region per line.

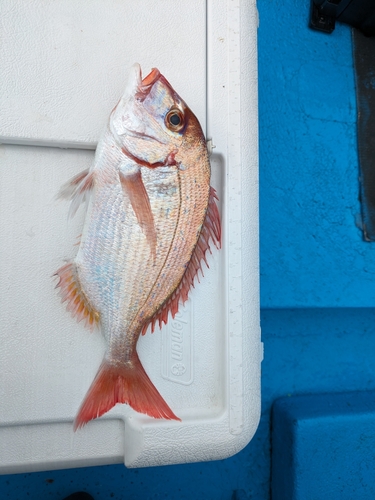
xmin=162 ymin=303 xmax=193 ymax=385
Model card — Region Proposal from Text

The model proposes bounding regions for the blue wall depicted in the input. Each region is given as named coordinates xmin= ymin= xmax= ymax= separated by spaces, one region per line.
xmin=260 ymin=1 xmax=371 ymax=308
xmin=2 ymin=1 xmax=375 ymax=499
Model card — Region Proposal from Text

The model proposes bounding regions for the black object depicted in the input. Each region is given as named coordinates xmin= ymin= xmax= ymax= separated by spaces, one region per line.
xmin=310 ymin=0 xmax=375 ymax=35
xmin=62 ymin=493 xmax=94 ymax=500
xmin=353 ymin=29 xmax=375 ymax=241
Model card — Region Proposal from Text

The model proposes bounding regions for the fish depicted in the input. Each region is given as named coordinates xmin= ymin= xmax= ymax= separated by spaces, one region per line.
xmin=54 ymin=63 xmax=221 ymax=429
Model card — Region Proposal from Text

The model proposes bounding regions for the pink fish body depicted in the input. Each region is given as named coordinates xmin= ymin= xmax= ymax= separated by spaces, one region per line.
xmin=55 ymin=64 xmax=221 ymax=429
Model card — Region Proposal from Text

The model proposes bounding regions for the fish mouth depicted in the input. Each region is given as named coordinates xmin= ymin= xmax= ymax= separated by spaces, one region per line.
xmin=135 ymin=67 xmax=161 ymax=100
xmin=141 ymin=67 xmax=161 ymax=87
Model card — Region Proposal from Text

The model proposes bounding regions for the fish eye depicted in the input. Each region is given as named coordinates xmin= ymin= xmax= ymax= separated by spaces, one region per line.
xmin=170 ymin=114 xmax=181 ymax=126
xmin=165 ymin=108 xmax=184 ymax=132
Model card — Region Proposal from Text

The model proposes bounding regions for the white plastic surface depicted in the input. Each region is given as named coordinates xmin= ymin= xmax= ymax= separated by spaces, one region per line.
xmin=0 ymin=0 xmax=260 ymax=472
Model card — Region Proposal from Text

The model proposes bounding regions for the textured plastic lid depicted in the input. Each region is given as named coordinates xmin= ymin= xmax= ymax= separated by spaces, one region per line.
xmin=0 ymin=0 xmax=260 ymax=472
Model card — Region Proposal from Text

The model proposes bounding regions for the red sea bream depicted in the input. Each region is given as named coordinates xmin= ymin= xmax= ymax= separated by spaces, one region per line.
xmin=55 ymin=64 xmax=221 ymax=429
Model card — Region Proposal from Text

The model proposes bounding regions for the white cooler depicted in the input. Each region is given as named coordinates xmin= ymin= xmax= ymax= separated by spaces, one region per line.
xmin=0 ymin=0 xmax=260 ymax=472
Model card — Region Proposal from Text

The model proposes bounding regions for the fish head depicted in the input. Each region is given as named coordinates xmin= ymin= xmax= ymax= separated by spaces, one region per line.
xmin=110 ymin=64 xmax=205 ymax=168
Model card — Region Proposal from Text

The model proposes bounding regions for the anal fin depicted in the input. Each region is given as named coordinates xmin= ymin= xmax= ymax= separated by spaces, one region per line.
xmin=54 ymin=262 xmax=100 ymax=331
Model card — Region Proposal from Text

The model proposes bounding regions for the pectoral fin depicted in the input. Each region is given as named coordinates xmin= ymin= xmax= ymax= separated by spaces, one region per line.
xmin=119 ymin=169 xmax=157 ymax=260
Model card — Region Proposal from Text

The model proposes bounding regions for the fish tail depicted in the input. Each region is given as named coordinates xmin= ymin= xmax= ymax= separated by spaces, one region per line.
xmin=74 ymin=353 xmax=180 ymax=430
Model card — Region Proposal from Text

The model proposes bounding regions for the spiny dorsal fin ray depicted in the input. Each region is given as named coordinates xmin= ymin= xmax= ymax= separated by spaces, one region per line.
xmin=142 ymin=186 xmax=221 ymax=335
xmin=54 ymin=262 xmax=100 ymax=331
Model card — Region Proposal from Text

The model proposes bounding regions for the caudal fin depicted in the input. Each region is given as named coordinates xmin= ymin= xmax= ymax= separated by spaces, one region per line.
xmin=74 ymin=353 xmax=180 ymax=430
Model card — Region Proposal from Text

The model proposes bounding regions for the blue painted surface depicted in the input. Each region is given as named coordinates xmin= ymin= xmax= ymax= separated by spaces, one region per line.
xmin=2 ymin=0 xmax=375 ymax=498
xmin=272 ymin=392 xmax=375 ymax=500
xmin=259 ymin=1 xmax=375 ymax=308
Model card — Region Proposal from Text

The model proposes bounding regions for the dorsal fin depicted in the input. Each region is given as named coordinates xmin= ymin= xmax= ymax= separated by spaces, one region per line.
xmin=54 ymin=262 xmax=100 ymax=331
xmin=142 ymin=186 xmax=221 ymax=335
xmin=57 ymin=169 xmax=95 ymax=218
